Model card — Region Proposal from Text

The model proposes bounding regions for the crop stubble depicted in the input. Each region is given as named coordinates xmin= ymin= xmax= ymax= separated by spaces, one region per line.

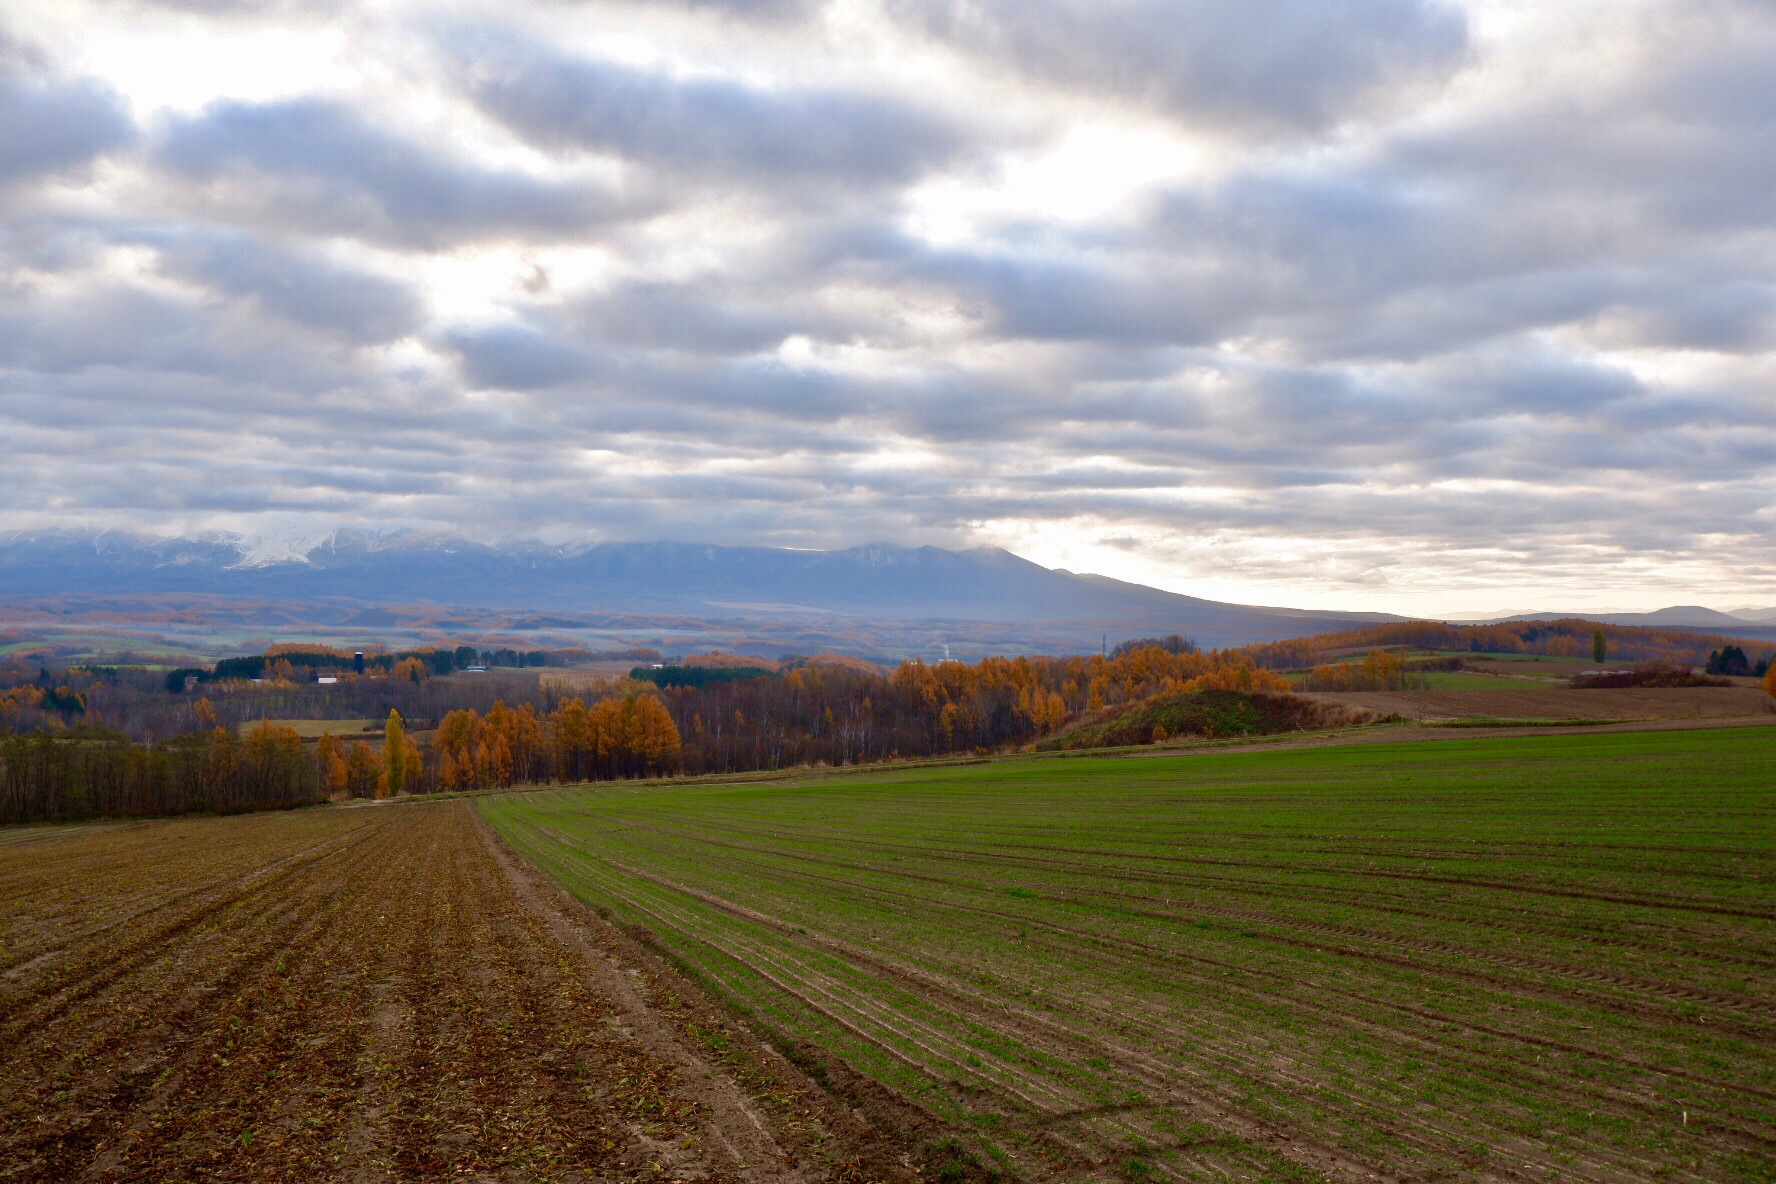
xmin=0 ymin=802 xmax=911 ymax=1183
xmin=483 ymin=729 xmax=1776 ymax=1183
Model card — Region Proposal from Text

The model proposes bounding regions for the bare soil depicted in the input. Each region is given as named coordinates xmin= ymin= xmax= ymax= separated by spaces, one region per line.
xmin=0 ymin=802 xmax=913 ymax=1183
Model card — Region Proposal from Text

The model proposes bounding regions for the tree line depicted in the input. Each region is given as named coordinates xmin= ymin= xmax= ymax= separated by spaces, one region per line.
xmin=0 ymin=643 xmax=1291 ymax=823
xmin=7 ymin=615 xmax=1775 ymax=825
xmin=1243 ymin=618 xmax=1776 ymax=671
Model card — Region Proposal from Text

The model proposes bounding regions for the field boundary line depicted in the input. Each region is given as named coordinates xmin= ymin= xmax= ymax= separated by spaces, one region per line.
xmin=475 ymin=810 xmax=921 ymax=1184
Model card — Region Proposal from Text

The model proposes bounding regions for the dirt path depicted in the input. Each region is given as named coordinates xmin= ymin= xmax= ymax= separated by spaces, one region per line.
xmin=0 ymin=801 xmax=913 ymax=1183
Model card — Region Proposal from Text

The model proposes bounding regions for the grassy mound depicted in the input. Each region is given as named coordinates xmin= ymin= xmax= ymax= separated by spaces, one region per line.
xmin=1035 ymin=689 xmax=1386 ymax=751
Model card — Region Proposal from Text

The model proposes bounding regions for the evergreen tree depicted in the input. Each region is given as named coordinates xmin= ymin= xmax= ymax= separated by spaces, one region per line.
xmin=1706 ymin=646 xmax=1751 ymax=676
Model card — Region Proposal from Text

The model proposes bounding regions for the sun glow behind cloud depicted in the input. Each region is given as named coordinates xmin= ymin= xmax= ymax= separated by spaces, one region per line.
xmin=904 ymin=121 xmax=1206 ymax=245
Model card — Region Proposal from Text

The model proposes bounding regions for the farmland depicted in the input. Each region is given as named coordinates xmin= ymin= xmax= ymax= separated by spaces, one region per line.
xmin=0 ymin=802 xmax=908 ymax=1182
xmin=1299 ymin=684 xmax=1771 ymax=724
xmin=484 ymin=728 xmax=1776 ymax=1183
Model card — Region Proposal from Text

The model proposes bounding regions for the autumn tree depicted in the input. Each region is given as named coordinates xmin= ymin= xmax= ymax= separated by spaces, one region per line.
xmin=316 ymin=732 xmax=350 ymax=798
xmin=379 ymin=709 xmax=408 ymax=798
xmin=626 ymin=692 xmax=682 ymax=774
xmin=200 ymin=728 xmax=241 ymax=809
xmin=551 ymin=698 xmax=591 ymax=783
xmin=391 ymin=656 xmax=429 ymax=683
xmin=346 ymin=741 xmax=381 ymax=799
xmin=240 ymin=723 xmax=309 ymax=805
xmin=435 ymin=708 xmax=480 ymax=791
xmin=1301 ymin=649 xmax=1408 ymax=692
xmin=401 ymin=729 xmax=425 ymax=792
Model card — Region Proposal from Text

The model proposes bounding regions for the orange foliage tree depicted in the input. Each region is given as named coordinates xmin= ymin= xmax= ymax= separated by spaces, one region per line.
xmin=345 ymin=741 xmax=381 ymax=799
xmin=1299 ymin=649 xmax=1411 ymax=692
xmin=434 ymin=691 xmax=681 ymax=790
xmin=315 ymin=731 xmax=350 ymax=799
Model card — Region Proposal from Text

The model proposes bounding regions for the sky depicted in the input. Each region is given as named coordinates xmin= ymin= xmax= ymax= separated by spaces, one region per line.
xmin=2 ymin=0 xmax=1772 ymax=616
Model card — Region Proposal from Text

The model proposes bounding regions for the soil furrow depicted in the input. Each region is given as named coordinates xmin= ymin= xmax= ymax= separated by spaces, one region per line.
xmin=0 ymin=802 xmax=914 ymax=1184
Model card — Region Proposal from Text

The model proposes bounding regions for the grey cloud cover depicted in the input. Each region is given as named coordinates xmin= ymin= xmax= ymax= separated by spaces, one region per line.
xmin=155 ymin=98 xmax=634 ymax=246
xmin=143 ymin=228 xmax=424 ymax=342
xmin=0 ymin=0 xmax=1771 ymax=611
xmin=606 ymin=0 xmax=824 ymax=23
xmin=886 ymin=0 xmax=1469 ymax=138
xmin=456 ymin=36 xmax=976 ymax=187
xmin=0 ymin=33 xmax=136 ymax=188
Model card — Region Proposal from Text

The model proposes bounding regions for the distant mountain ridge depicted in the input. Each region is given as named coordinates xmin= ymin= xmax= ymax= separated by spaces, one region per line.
xmin=0 ymin=529 xmax=1400 ymax=648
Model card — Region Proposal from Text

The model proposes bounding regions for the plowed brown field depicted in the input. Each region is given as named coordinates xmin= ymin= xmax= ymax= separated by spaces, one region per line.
xmin=0 ymin=802 xmax=912 ymax=1183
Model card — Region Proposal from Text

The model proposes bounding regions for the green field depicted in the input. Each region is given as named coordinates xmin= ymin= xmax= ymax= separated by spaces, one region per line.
xmin=483 ymin=729 xmax=1776 ymax=1183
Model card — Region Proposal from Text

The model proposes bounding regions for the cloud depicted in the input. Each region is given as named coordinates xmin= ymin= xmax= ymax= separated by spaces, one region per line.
xmin=886 ymin=0 xmax=1468 ymax=139
xmin=0 ymin=285 xmax=205 ymax=375
xmin=145 ymin=228 xmax=423 ymax=342
xmin=0 ymin=0 xmax=1772 ymax=610
xmin=0 ymin=37 xmax=137 ymax=189
xmin=454 ymin=37 xmax=976 ymax=189
xmin=564 ymin=281 xmax=803 ymax=354
xmin=615 ymin=0 xmax=822 ymax=21
xmin=1588 ymin=282 xmax=1776 ymax=353
xmin=445 ymin=324 xmax=606 ymax=391
xmin=121 ymin=0 xmax=344 ymax=14
xmin=153 ymin=98 xmax=634 ymax=247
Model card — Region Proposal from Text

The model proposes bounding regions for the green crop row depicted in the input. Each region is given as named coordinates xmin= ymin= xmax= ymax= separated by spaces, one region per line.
xmin=484 ymin=727 xmax=1776 ymax=1183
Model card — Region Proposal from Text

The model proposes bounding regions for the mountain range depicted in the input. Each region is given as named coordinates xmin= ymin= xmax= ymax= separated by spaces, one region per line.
xmin=2 ymin=529 xmax=1770 ymax=650
xmin=0 ymin=529 xmax=1400 ymax=648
